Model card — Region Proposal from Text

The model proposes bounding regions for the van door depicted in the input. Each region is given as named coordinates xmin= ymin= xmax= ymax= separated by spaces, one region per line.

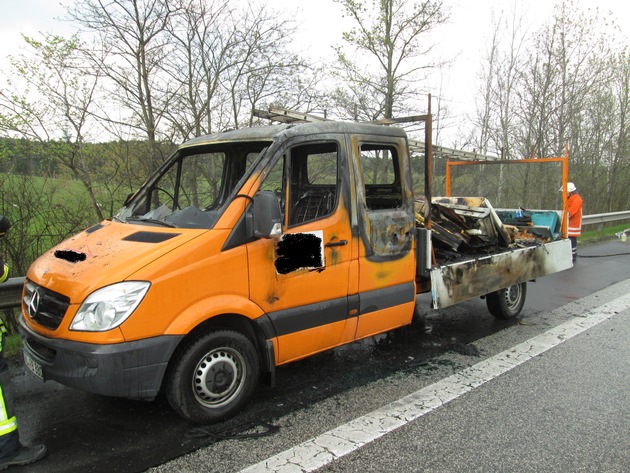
xmin=247 ymin=138 xmax=355 ymax=364
xmin=352 ymin=138 xmax=416 ymax=339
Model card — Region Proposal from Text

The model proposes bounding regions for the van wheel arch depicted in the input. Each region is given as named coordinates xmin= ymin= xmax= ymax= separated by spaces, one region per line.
xmin=163 ymin=327 xmax=260 ymax=423
xmin=162 ymin=314 xmax=274 ymax=423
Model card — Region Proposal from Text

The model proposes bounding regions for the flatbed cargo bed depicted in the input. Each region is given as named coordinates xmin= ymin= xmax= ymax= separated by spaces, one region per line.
xmin=427 ymin=238 xmax=572 ymax=308
xmin=415 ymin=196 xmax=573 ymax=309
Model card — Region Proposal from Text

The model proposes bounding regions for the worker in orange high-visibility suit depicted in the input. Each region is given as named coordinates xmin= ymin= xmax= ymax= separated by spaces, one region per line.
xmin=0 ymin=216 xmax=46 ymax=469
xmin=561 ymin=182 xmax=583 ymax=262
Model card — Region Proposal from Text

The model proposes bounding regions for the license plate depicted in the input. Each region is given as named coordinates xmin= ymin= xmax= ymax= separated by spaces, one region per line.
xmin=23 ymin=352 xmax=44 ymax=380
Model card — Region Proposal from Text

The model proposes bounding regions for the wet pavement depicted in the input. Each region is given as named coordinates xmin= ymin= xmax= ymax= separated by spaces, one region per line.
xmin=8 ymin=239 xmax=630 ymax=472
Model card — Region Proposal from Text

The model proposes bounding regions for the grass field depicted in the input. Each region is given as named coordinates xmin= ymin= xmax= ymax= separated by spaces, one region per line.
xmin=580 ymin=222 xmax=630 ymax=243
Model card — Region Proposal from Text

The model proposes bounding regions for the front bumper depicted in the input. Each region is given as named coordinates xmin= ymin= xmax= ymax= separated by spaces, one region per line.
xmin=18 ymin=316 xmax=184 ymax=400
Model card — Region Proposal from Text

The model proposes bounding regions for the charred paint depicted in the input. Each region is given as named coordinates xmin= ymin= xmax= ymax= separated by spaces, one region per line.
xmin=327 ymin=242 xmax=342 ymax=266
xmin=363 ymin=213 xmax=414 ymax=257
xmin=434 ymin=196 xmax=486 ymax=208
xmin=54 ymin=250 xmax=87 ymax=263
xmin=430 ymin=239 xmax=572 ymax=309
xmin=350 ymin=134 xmax=415 ymax=261
xmin=266 ymin=294 xmax=280 ymax=305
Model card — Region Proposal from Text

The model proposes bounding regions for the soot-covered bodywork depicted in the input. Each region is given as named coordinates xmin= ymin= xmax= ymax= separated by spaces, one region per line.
xmin=415 ymin=195 xmax=573 ymax=308
xmin=429 ymin=238 xmax=572 ymax=308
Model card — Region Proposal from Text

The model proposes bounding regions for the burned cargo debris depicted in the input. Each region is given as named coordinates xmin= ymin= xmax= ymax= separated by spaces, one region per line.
xmin=415 ymin=197 xmax=562 ymax=265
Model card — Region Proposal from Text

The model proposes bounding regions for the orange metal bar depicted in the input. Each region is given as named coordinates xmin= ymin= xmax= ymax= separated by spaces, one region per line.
xmin=444 ymin=151 xmax=570 ymax=238
xmin=446 ymin=156 xmax=567 ymax=167
xmin=445 ymin=162 xmax=451 ymax=197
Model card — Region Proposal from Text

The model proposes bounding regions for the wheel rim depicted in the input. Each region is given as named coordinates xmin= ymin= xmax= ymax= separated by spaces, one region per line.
xmin=193 ymin=347 xmax=246 ymax=408
xmin=504 ymin=284 xmax=523 ymax=309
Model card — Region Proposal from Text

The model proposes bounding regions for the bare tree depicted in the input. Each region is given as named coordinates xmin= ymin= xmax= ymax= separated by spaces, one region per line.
xmin=67 ymin=0 xmax=180 ymax=173
xmin=134 ymin=0 xmax=312 ymax=141
xmin=162 ymin=0 xmax=230 ymax=140
xmin=219 ymin=3 xmax=308 ymax=129
xmin=598 ymin=48 xmax=630 ymax=212
xmin=332 ymin=0 xmax=449 ymax=121
xmin=467 ymin=0 xmax=629 ymax=213
xmin=521 ymin=1 xmax=621 ymax=210
xmin=471 ymin=6 xmax=529 ymax=204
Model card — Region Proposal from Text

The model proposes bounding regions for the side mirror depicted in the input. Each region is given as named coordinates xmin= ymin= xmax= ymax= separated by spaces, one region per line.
xmin=252 ymin=191 xmax=283 ymax=239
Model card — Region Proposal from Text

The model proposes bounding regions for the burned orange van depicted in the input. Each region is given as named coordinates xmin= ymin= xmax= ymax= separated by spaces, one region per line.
xmin=19 ymin=122 xmax=419 ymax=423
xmin=20 ymin=118 xmax=574 ymax=423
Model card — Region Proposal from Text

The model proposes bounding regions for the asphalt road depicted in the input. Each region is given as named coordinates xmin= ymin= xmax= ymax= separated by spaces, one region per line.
xmin=317 ymin=292 xmax=630 ymax=473
xmin=8 ymin=239 xmax=630 ymax=473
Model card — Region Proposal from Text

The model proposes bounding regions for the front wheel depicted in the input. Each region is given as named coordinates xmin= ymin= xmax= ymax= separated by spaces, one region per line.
xmin=486 ymin=282 xmax=527 ymax=319
xmin=164 ymin=330 xmax=260 ymax=424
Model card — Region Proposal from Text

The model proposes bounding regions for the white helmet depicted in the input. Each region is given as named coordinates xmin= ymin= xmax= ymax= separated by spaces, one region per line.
xmin=559 ymin=182 xmax=577 ymax=193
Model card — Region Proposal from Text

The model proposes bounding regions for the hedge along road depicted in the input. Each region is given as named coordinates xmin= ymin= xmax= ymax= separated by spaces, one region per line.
xmin=9 ymin=239 xmax=630 ymax=473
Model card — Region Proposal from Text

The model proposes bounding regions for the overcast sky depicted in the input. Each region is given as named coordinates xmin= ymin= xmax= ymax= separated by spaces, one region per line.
xmin=0 ymin=0 xmax=628 ymax=141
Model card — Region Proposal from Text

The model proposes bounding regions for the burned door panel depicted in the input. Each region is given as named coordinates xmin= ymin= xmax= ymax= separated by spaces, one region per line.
xmin=363 ymin=210 xmax=415 ymax=258
xmin=352 ymin=137 xmax=416 ymax=339
xmin=354 ymin=140 xmax=415 ymax=259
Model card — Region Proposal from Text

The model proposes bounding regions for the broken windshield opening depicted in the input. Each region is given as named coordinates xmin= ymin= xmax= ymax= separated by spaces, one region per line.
xmin=115 ymin=141 xmax=270 ymax=229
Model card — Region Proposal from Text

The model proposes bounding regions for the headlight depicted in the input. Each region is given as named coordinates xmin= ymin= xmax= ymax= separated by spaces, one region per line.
xmin=70 ymin=281 xmax=150 ymax=332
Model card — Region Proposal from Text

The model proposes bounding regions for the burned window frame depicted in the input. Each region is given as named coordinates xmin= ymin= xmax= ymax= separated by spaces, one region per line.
xmin=259 ymin=140 xmax=341 ymax=229
xmin=358 ymin=143 xmax=404 ymax=211
xmin=287 ymin=141 xmax=340 ymax=227
xmin=353 ymin=137 xmax=414 ymax=260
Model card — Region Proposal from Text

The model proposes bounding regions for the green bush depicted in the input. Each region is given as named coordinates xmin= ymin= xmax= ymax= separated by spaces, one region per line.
xmin=2 ymin=333 xmax=21 ymax=359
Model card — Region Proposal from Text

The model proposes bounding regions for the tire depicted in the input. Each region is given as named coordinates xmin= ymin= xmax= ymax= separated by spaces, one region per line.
xmin=486 ymin=282 xmax=527 ymax=319
xmin=164 ymin=330 xmax=260 ymax=424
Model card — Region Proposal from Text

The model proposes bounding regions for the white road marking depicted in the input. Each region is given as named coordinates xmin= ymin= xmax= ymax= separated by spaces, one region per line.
xmin=241 ymin=292 xmax=630 ymax=472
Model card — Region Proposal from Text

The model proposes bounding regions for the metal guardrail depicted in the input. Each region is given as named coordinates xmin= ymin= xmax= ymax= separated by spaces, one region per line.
xmin=0 ymin=277 xmax=25 ymax=310
xmin=582 ymin=210 xmax=630 ymax=227
xmin=1 ymin=211 xmax=628 ymax=311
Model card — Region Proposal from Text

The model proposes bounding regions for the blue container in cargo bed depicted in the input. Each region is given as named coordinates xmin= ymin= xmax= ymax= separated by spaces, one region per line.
xmin=530 ymin=211 xmax=560 ymax=235
xmin=496 ymin=209 xmax=561 ymax=239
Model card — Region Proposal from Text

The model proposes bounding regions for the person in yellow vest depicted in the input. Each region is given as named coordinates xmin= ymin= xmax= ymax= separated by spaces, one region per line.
xmin=0 ymin=216 xmax=46 ymax=469
xmin=560 ymin=182 xmax=583 ymax=262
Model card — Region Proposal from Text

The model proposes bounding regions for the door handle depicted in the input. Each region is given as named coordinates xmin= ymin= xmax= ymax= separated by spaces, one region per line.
xmin=325 ymin=240 xmax=348 ymax=248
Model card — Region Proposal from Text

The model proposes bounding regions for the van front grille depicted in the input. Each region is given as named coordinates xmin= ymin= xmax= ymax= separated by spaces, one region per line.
xmin=23 ymin=280 xmax=70 ymax=330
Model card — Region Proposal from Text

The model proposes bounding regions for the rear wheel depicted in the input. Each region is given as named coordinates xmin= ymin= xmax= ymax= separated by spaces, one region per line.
xmin=164 ymin=330 xmax=260 ymax=424
xmin=486 ymin=282 xmax=527 ymax=319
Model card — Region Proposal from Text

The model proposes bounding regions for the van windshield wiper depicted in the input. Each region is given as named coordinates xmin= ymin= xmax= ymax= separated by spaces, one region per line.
xmin=126 ymin=217 xmax=176 ymax=228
